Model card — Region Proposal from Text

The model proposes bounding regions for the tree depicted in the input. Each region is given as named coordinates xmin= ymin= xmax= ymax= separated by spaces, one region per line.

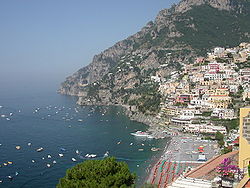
xmin=248 ymin=164 xmax=250 ymax=177
xmin=57 ymin=157 xmax=136 ymax=188
xmin=215 ymin=131 xmax=224 ymax=141
xmin=215 ymin=131 xmax=224 ymax=147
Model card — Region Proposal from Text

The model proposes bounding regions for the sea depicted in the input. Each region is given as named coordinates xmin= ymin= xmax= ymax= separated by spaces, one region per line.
xmin=0 ymin=86 xmax=169 ymax=188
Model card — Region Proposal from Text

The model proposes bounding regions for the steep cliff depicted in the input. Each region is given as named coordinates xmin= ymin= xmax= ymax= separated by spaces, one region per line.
xmin=59 ymin=0 xmax=250 ymax=114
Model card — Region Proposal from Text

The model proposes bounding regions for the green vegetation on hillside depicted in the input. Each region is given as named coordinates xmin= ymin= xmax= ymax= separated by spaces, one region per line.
xmin=174 ymin=4 xmax=250 ymax=54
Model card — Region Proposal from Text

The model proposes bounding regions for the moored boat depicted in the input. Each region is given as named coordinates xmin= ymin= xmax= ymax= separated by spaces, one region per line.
xmin=130 ymin=131 xmax=153 ymax=139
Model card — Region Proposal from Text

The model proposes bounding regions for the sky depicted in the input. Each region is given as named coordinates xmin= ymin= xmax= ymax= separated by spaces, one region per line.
xmin=0 ymin=0 xmax=179 ymax=94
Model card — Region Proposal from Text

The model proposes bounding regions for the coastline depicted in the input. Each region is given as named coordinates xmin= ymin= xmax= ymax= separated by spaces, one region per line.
xmin=64 ymin=94 xmax=183 ymax=185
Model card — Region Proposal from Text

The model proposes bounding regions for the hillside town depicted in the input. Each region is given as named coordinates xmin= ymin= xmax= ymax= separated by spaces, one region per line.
xmin=153 ymin=42 xmax=250 ymax=135
xmin=146 ymin=43 xmax=250 ymax=187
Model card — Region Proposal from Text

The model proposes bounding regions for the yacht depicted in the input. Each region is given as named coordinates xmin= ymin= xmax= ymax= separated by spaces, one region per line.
xmin=130 ymin=131 xmax=153 ymax=139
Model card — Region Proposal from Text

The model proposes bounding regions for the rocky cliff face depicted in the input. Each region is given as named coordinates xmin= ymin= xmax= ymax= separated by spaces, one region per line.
xmin=59 ymin=0 xmax=250 ymax=114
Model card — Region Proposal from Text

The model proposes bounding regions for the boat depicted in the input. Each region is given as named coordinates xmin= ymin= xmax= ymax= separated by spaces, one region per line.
xmin=15 ymin=146 xmax=21 ymax=150
xmin=71 ymin=158 xmax=77 ymax=162
xmin=151 ymin=147 xmax=160 ymax=152
xmin=59 ymin=153 xmax=64 ymax=157
xmin=130 ymin=131 xmax=154 ymax=139
xmin=36 ymin=147 xmax=44 ymax=152
xmin=85 ymin=154 xmax=97 ymax=158
xmin=76 ymin=150 xmax=80 ymax=154
xmin=103 ymin=151 xmax=109 ymax=157
xmin=47 ymin=164 xmax=51 ymax=168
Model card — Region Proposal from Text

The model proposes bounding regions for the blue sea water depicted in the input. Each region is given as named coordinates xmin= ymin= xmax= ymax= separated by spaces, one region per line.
xmin=0 ymin=89 xmax=169 ymax=188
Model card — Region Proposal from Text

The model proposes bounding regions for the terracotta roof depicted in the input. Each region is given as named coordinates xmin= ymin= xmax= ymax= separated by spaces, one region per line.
xmin=185 ymin=150 xmax=239 ymax=179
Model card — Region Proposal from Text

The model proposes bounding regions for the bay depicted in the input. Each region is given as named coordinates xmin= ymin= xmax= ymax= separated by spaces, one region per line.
xmin=0 ymin=89 xmax=169 ymax=188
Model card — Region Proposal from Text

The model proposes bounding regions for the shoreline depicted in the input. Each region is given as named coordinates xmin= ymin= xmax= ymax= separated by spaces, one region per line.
xmin=64 ymin=96 xmax=185 ymax=185
xmin=142 ymin=136 xmax=173 ymax=184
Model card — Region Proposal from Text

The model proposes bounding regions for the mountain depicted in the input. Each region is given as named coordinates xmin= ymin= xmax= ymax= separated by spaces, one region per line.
xmin=59 ymin=0 xmax=250 ymax=114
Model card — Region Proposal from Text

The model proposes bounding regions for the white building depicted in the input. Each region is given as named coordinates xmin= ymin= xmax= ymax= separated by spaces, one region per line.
xmin=184 ymin=124 xmax=227 ymax=134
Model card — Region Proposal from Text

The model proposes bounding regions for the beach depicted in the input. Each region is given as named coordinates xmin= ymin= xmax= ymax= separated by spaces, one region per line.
xmin=146 ymin=133 xmax=219 ymax=187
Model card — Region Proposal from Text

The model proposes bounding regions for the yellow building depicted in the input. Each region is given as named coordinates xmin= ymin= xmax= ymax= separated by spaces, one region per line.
xmin=239 ymin=107 xmax=250 ymax=170
xmin=208 ymin=95 xmax=231 ymax=108
xmin=215 ymin=88 xmax=229 ymax=96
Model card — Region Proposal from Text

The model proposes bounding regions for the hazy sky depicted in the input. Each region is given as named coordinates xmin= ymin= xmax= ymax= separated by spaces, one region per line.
xmin=0 ymin=0 xmax=179 ymax=93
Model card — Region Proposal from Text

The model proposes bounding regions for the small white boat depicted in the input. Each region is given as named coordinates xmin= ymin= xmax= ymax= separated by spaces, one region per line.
xmin=16 ymin=146 xmax=21 ymax=150
xmin=104 ymin=151 xmax=109 ymax=157
xmin=47 ymin=164 xmax=51 ymax=168
xmin=78 ymin=119 xmax=83 ymax=122
xmin=28 ymin=143 xmax=32 ymax=146
xmin=130 ymin=131 xmax=153 ymax=139
xmin=36 ymin=147 xmax=44 ymax=152
xmin=53 ymin=160 xmax=56 ymax=164
xmin=76 ymin=150 xmax=80 ymax=154
xmin=71 ymin=158 xmax=77 ymax=162
xmin=85 ymin=154 xmax=96 ymax=158
xmin=59 ymin=153 xmax=64 ymax=157
xmin=31 ymin=160 xmax=35 ymax=163
xmin=47 ymin=155 xmax=52 ymax=158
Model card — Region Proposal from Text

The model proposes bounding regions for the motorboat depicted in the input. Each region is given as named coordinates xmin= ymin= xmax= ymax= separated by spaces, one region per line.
xmin=103 ymin=151 xmax=109 ymax=157
xmin=130 ymin=131 xmax=153 ymax=139
xmin=151 ymin=147 xmax=160 ymax=152
xmin=15 ymin=146 xmax=21 ymax=150
xmin=36 ymin=147 xmax=44 ymax=152
xmin=85 ymin=154 xmax=97 ymax=158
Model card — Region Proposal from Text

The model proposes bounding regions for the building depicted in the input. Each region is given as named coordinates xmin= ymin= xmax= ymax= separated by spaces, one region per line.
xmin=208 ymin=95 xmax=231 ymax=108
xmin=211 ymin=108 xmax=235 ymax=120
xmin=184 ymin=124 xmax=227 ymax=134
xmin=176 ymin=94 xmax=191 ymax=104
xmin=239 ymin=107 xmax=250 ymax=171
xmin=243 ymin=90 xmax=250 ymax=101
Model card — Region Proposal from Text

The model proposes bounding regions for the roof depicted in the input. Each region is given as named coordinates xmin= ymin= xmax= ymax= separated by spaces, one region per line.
xmin=185 ymin=150 xmax=239 ymax=179
xmin=168 ymin=177 xmax=212 ymax=188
